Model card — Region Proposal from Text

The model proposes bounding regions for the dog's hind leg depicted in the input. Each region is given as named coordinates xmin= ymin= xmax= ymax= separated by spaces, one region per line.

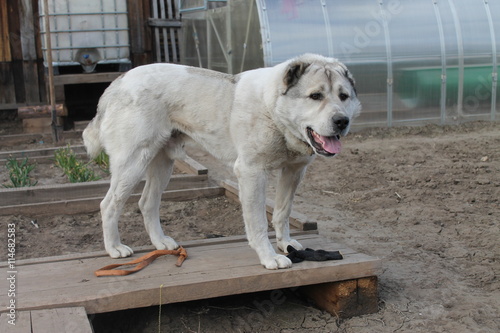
xmin=272 ymin=163 xmax=308 ymax=253
xmin=139 ymin=148 xmax=179 ymax=251
xmin=101 ymin=148 xmax=155 ymax=258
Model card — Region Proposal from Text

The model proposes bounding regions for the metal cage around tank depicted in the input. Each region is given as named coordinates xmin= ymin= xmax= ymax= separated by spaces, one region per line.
xmin=38 ymin=0 xmax=131 ymax=69
xmin=179 ymin=0 xmax=499 ymax=127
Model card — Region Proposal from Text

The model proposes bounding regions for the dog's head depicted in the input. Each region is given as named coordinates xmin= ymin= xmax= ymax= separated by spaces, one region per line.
xmin=275 ymin=54 xmax=361 ymax=157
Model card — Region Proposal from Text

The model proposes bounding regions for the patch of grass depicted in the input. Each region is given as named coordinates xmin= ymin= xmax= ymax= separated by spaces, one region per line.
xmin=93 ymin=151 xmax=110 ymax=174
xmin=3 ymin=156 xmax=38 ymax=188
xmin=54 ymin=145 xmax=101 ymax=183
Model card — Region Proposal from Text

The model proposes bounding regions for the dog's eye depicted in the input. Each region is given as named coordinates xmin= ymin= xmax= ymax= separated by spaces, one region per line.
xmin=309 ymin=93 xmax=323 ymax=101
xmin=339 ymin=93 xmax=349 ymax=101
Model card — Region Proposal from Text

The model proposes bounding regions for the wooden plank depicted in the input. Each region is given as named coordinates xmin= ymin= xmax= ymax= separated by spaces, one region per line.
xmin=0 ymin=133 xmax=48 ymax=148
xmin=52 ymin=72 xmax=122 ymax=86
xmin=6 ymin=0 xmax=26 ymax=104
xmin=0 ymin=145 xmax=207 ymax=174
xmin=159 ymin=0 xmax=170 ymax=62
xmin=300 ymin=276 xmax=379 ymax=318
xmin=0 ymin=174 xmax=209 ymax=206
xmin=31 ymin=307 xmax=93 ymax=333
xmin=20 ymin=0 xmax=40 ymax=104
xmin=221 ymin=180 xmax=317 ymax=231
xmin=0 ymin=310 xmax=31 ymax=333
xmin=0 ymin=145 xmax=79 ymax=161
xmin=127 ymin=0 xmax=152 ymax=66
xmin=0 ymin=184 xmax=225 ymax=216
xmin=167 ymin=0 xmax=179 ymax=62
xmin=0 ymin=231 xmax=319 ymax=268
xmin=148 ymin=18 xmax=182 ymax=28
xmin=17 ymin=103 xmax=67 ymax=118
xmin=21 ymin=118 xmax=52 ymax=133
xmin=0 ymin=234 xmax=380 ymax=314
xmin=22 ymin=61 xmax=41 ymax=104
xmin=0 ymin=63 xmax=16 ymax=104
xmin=0 ymin=0 xmax=11 ymax=62
xmin=151 ymin=0 xmax=161 ymax=62
xmin=174 ymin=155 xmax=208 ymax=175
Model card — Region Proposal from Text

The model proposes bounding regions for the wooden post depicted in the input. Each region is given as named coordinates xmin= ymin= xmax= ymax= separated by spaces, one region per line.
xmin=42 ymin=0 xmax=59 ymax=142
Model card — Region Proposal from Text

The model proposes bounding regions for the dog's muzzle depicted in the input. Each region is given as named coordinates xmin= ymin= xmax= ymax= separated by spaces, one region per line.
xmin=306 ymin=127 xmax=341 ymax=156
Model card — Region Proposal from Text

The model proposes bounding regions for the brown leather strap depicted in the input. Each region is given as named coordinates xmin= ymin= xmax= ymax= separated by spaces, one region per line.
xmin=95 ymin=246 xmax=187 ymax=277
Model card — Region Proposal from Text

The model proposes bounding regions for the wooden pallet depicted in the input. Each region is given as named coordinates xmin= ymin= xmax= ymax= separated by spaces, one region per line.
xmin=0 ymin=307 xmax=93 ymax=333
xmin=0 ymin=149 xmax=379 ymax=319
xmin=0 ymin=232 xmax=380 ymax=318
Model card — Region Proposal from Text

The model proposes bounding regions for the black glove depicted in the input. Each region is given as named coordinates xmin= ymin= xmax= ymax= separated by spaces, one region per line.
xmin=286 ymin=245 xmax=343 ymax=263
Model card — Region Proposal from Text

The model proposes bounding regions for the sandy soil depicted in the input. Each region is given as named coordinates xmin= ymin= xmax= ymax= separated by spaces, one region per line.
xmin=0 ymin=120 xmax=499 ymax=332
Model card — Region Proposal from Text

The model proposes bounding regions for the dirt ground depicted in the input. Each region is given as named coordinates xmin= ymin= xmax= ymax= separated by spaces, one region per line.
xmin=1 ymin=120 xmax=499 ymax=332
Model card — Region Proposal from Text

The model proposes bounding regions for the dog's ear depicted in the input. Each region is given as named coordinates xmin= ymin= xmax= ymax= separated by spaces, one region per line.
xmin=283 ymin=61 xmax=310 ymax=94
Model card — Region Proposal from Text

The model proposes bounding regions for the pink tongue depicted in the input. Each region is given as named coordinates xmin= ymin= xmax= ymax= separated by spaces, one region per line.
xmin=320 ymin=135 xmax=342 ymax=154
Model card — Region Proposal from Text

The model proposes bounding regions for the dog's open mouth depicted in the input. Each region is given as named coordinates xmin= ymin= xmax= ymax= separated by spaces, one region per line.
xmin=306 ymin=127 xmax=341 ymax=156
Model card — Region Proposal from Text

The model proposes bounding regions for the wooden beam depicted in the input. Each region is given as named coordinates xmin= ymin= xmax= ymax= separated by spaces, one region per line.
xmin=300 ymin=276 xmax=379 ymax=318
xmin=17 ymin=103 xmax=67 ymax=118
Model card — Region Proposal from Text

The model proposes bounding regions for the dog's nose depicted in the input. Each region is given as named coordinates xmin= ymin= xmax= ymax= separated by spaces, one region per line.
xmin=333 ymin=115 xmax=350 ymax=131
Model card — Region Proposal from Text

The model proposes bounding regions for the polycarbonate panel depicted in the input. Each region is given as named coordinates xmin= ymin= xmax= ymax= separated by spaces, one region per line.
xmin=259 ymin=1 xmax=330 ymax=64
xmin=325 ymin=1 xmax=389 ymax=124
xmin=453 ymin=0 xmax=496 ymax=116
xmin=390 ymin=0 xmax=442 ymax=123
xmin=181 ymin=0 xmax=263 ymax=72
xmin=488 ymin=0 xmax=499 ymax=120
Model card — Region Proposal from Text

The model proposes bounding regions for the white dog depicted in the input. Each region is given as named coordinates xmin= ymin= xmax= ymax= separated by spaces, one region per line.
xmin=83 ymin=54 xmax=361 ymax=270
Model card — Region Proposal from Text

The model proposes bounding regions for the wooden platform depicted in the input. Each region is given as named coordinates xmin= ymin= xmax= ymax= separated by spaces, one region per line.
xmin=0 ymin=142 xmax=380 ymax=320
xmin=0 ymin=232 xmax=380 ymax=318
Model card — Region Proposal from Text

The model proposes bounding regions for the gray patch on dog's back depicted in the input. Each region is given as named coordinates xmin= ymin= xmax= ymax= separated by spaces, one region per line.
xmin=186 ymin=67 xmax=237 ymax=83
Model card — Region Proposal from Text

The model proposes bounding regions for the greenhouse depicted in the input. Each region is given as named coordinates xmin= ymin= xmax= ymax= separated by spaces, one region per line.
xmin=180 ymin=0 xmax=499 ymax=126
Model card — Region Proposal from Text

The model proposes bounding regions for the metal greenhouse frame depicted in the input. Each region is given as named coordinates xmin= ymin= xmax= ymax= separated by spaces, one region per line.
xmin=179 ymin=0 xmax=499 ymax=127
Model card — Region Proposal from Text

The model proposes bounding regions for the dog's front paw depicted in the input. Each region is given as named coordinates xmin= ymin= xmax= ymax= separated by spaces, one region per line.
xmin=262 ymin=254 xmax=292 ymax=270
xmin=277 ymin=239 xmax=303 ymax=253
xmin=107 ymin=244 xmax=134 ymax=258
xmin=152 ymin=236 xmax=179 ymax=251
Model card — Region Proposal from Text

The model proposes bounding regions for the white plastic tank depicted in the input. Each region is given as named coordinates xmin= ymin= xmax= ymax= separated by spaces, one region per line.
xmin=39 ymin=0 xmax=130 ymax=69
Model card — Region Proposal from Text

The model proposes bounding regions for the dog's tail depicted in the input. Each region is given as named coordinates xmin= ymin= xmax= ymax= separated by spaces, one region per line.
xmin=82 ymin=117 xmax=103 ymax=159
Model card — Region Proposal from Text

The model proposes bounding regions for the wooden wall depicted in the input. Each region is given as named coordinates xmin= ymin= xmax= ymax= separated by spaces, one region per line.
xmin=0 ymin=0 xmax=45 ymax=110
xmin=0 ymin=0 xmax=154 ymax=112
